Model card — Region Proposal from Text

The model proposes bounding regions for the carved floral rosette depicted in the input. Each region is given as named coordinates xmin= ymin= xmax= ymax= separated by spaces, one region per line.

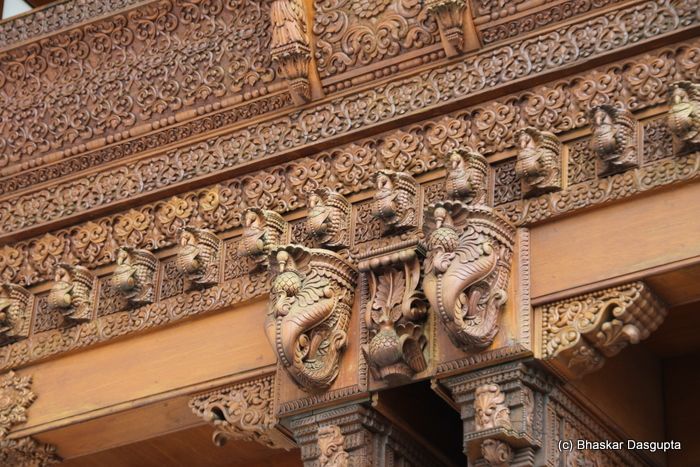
xmin=423 ymin=201 xmax=515 ymax=352
xmin=266 ymin=245 xmax=357 ymax=392
xmin=0 ymin=284 xmax=32 ymax=345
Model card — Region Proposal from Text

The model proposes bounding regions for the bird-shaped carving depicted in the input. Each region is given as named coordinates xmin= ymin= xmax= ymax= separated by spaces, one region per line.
xmin=514 ymin=127 xmax=561 ymax=196
xmin=667 ymin=81 xmax=700 ymax=145
xmin=306 ymin=188 xmax=350 ymax=249
xmin=238 ymin=208 xmax=288 ymax=271
xmin=48 ymin=264 xmax=95 ymax=325
xmin=0 ymin=284 xmax=32 ymax=343
xmin=444 ymin=148 xmax=488 ymax=205
xmin=589 ymin=104 xmax=637 ymax=175
xmin=371 ymin=170 xmax=418 ymax=232
xmin=113 ymin=247 xmax=158 ymax=306
xmin=177 ymin=227 xmax=221 ymax=288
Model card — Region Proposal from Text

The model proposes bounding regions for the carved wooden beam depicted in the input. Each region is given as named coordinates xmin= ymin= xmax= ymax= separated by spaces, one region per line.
xmin=189 ymin=374 xmax=294 ymax=450
xmin=538 ymin=282 xmax=667 ymax=380
xmin=0 ymin=436 xmax=61 ymax=466
xmin=0 ymin=371 xmax=35 ymax=439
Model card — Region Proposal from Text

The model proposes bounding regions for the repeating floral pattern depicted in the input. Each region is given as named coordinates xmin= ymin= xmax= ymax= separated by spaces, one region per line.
xmin=567 ymin=138 xmax=597 ymax=185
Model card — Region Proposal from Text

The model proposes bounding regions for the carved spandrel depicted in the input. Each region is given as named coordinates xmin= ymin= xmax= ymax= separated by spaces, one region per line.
xmin=589 ymin=104 xmax=639 ymax=176
xmin=266 ymin=245 xmax=357 ymax=392
xmin=306 ymin=188 xmax=351 ymax=250
xmin=0 ymin=285 xmax=32 ymax=344
xmin=239 ymin=208 xmax=289 ymax=272
xmin=176 ymin=227 xmax=222 ymax=289
xmin=371 ymin=170 xmax=419 ymax=234
xmin=48 ymin=263 xmax=96 ymax=326
xmin=514 ymin=127 xmax=562 ymax=197
xmin=667 ymin=80 xmax=700 ymax=148
xmin=539 ymin=282 xmax=667 ymax=380
xmin=113 ymin=247 xmax=158 ymax=307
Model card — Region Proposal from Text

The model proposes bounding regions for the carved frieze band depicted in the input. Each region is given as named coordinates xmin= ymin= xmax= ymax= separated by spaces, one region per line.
xmin=189 ymin=374 xmax=294 ymax=450
xmin=539 ymin=282 xmax=667 ymax=380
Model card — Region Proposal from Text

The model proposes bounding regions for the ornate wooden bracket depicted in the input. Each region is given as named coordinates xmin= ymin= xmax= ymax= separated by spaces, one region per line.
xmin=0 ymin=284 xmax=32 ymax=344
xmin=589 ymin=103 xmax=639 ymax=176
xmin=113 ymin=247 xmax=158 ymax=306
xmin=266 ymin=245 xmax=356 ymax=392
xmin=0 ymin=371 xmax=35 ymax=439
xmin=667 ymin=80 xmax=700 ymax=148
xmin=176 ymin=227 xmax=222 ymax=290
xmin=539 ymin=281 xmax=667 ymax=380
xmin=371 ymin=170 xmax=419 ymax=233
xmin=306 ymin=188 xmax=351 ymax=250
xmin=0 ymin=437 xmax=61 ymax=466
xmin=239 ymin=208 xmax=289 ymax=272
xmin=48 ymin=263 xmax=96 ymax=326
xmin=189 ymin=374 xmax=294 ymax=450
xmin=424 ymin=149 xmax=515 ymax=351
xmin=514 ymin=127 xmax=562 ymax=197
xmin=426 ymin=0 xmax=480 ymax=57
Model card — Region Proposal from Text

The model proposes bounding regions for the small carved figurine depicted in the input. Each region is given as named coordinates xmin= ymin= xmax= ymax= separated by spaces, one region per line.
xmin=444 ymin=148 xmax=488 ymax=205
xmin=48 ymin=263 xmax=95 ymax=325
xmin=667 ymin=80 xmax=700 ymax=146
xmin=176 ymin=227 xmax=222 ymax=289
xmin=306 ymin=188 xmax=351 ymax=250
xmin=514 ymin=127 xmax=562 ymax=196
xmin=371 ymin=170 xmax=418 ymax=233
xmin=589 ymin=104 xmax=638 ymax=176
xmin=0 ymin=284 xmax=32 ymax=344
xmin=270 ymin=0 xmax=311 ymax=105
xmin=238 ymin=208 xmax=288 ymax=271
xmin=113 ymin=247 xmax=158 ymax=306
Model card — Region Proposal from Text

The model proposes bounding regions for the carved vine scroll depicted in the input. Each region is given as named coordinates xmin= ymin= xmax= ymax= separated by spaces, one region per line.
xmin=0 ymin=437 xmax=61 ymax=466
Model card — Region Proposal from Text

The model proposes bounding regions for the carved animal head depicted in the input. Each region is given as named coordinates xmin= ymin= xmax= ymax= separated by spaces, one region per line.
xmin=668 ymin=81 xmax=700 ymax=144
xmin=239 ymin=208 xmax=288 ymax=269
xmin=443 ymin=148 xmax=488 ymax=205
xmin=371 ymin=170 xmax=418 ymax=231
xmin=48 ymin=263 xmax=95 ymax=323
xmin=113 ymin=247 xmax=158 ymax=303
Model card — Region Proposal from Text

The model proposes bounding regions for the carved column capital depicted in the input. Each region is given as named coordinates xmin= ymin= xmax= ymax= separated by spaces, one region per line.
xmin=0 ymin=436 xmax=61 ymax=466
xmin=0 ymin=371 xmax=35 ymax=439
xmin=539 ymin=281 xmax=667 ymax=380
xmin=426 ymin=0 xmax=479 ymax=57
xmin=0 ymin=284 xmax=32 ymax=344
xmin=48 ymin=263 xmax=96 ymax=326
xmin=189 ymin=374 xmax=294 ymax=450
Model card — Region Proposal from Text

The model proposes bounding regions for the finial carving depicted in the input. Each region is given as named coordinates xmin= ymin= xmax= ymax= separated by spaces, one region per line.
xmin=306 ymin=188 xmax=351 ymax=250
xmin=0 ymin=285 xmax=32 ymax=344
xmin=667 ymin=80 xmax=700 ymax=147
xmin=270 ymin=0 xmax=312 ymax=105
xmin=317 ymin=425 xmax=349 ymax=467
xmin=265 ymin=245 xmax=356 ymax=391
xmin=360 ymin=248 xmax=428 ymax=384
xmin=48 ymin=263 xmax=95 ymax=325
xmin=371 ymin=170 xmax=419 ymax=233
xmin=239 ymin=208 xmax=289 ymax=272
xmin=176 ymin=227 xmax=222 ymax=289
xmin=426 ymin=0 xmax=468 ymax=57
xmin=444 ymin=148 xmax=488 ymax=205
xmin=113 ymin=247 xmax=158 ymax=306
xmin=514 ymin=127 xmax=562 ymax=197
xmin=474 ymin=383 xmax=511 ymax=431
xmin=480 ymin=439 xmax=513 ymax=467
xmin=0 ymin=372 xmax=36 ymax=439
xmin=589 ymin=104 xmax=638 ymax=176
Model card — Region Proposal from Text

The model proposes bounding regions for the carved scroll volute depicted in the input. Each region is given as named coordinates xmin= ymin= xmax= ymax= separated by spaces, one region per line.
xmin=265 ymin=245 xmax=357 ymax=392
xmin=667 ymin=80 xmax=700 ymax=147
xmin=113 ymin=247 xmax=158 ymax=306
xmin=514 ymin=127 xmax=562 ymax=197
xmin=176 ymin=227 xmax=222 ymax=289
xmin=371 ymin=170 xmax=419 ymax=233
xmin=48 ymin=263 xmax=95 ymax=325
xmin=426 ymin=0 xmax=480 ymax=57
xmin=589 ymin=103 xmax=639 ymax=176
xmin=239 ymin=208 xmax=289 ymax=272
xmin=306 ymin=188 xmax=351 ymax=250
xmin=423 ymin=148 xmax=515 ymax=352
xmin=0 ymin=285 xmax=32 ymax=344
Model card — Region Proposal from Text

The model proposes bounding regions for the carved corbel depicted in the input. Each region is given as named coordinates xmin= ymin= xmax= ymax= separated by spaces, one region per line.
xmin=371 ymin=170 xmax=419 ymax=233
xmin=0 ymin=284 xmax=32 ymax=344
xmin=265 ymin=245 xmax=357 ymax=392
xmin=176 ymin=227 xmax=222 ymax=289
xmin=239 ymin=208 xmax=289 ymax=272
xmin=0 ymin=437 xmax=61 ymax=466
xmin=306 ymin=188 xmax=351 ymax=250
xmin=113 ymin=247 xmax=158 ymax=306
xmin=0 ymin=371 xmax=36 ymax=439
xmin=189 ymin=374 xmax=294 ymax=450
xmin=48 ymin=263 xmax=96 ymax=325
xmin=514 ymin=127 xmax=562 ymax=197
xmin=270 ymin=0 xmax=314 ymax=105
xmin=539 ymin=281 xmax=667 ymax=380
xmin=667 ymin=80 xmax=700 ymax=147
xmin=589 ymin=104 xmax=639 ymax=176
xmin=426 ymin=0 xmax=480 ymax=57
xmin=424 ymin=149 xmax=515 ymax=351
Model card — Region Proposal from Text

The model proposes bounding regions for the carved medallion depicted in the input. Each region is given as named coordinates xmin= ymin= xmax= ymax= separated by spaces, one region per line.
xmin=265 ymin=245 xmax=357 ymax=391
xmin=514 ymin=127 xmax=562 ymax=197
xmin=113 ymin=247 xmax=158 ymax=306
xmin=270 ymin=0 xmax=312 ymax=105
xmin=667 ymin=80 xmax=700 ymax=147
xmin=239 ymin=208 xmax=289 ymax=272
xmin=306 ymin=188 xmax=351 ymax=250
xmin=317 ymin=425 xmax=349 ymax=467
xmin=0 ymin=285 xmax=32 ymax=345
xmin=589 ymin=104 xmax=638 ymax=176
xmin=0 ymin=372 xmax=35 ymax=439
xmin=371 ymin=170 xmax=419 ymax=233
xmin=0 ymin=436 xmax=60 ymax=466
xmin=176 ymin=227 xmax=222 ymax=289
xmin=48 ymin=263 xmax=96 ymax=326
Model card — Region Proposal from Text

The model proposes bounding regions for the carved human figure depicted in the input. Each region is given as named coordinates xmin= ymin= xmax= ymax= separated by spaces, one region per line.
xmin=444 ymin=148 xmax=488 ymax=204
xmin=238 ymin=208 xmax=288 ymax=271
xmin=306 ymin=188 xmax=350 ymax=249
xmin=667 ymin=81 xmax=700 ymax=146
xmin=0 ymin=284 xmax=32 ymax=344
xmin=514 ymin=127 xmax=561 ymax=196
xmin=474 ymin=383 xmax=511 ymax=431
xmin=270 ymin=0 xmax=311 ymax=105
xmin=112 ymin=247 xmax=158 ymax=306
xmin=317 ymin=425 xmax=349 ymax=467
xmin=48 ymin=264 xmax=95 ymax=325
xmin=176 ymin=227 xmax=221 ymax=288
xmin=371 ymin=170 xmax=418 ymax=232
xmin=589 ymin=104 xmax=637 ymax=176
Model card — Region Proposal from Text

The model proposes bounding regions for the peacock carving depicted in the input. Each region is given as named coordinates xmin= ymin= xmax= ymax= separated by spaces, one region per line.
xmin=0 ymin=284 xmax=32 ymax=344
xmin=371 ymin=170 xmax=419 ymax=233
xmin=306 ymin=188 xmax=351 ymax=250
xmin=514 ymin=127 xmax=561 ymax=197
xmin=238 ymin=208 xmax=289 ymax=271
xmin=589 ymin=104 xmax=638 ymax=176
xmin=444 ymin=148 xmax=488 ymax=204
xmin=48 ymin=263 xmax=95 ymax=325
xmin=265 ymin=245 xmax=356 ymax=392
xmin=176 ymin=227 xmax=222 ymax=289
xmin=667 ymin=80 xmax=700 ymax=146
xmin=113 ymin=247 xmax=158 ymax=306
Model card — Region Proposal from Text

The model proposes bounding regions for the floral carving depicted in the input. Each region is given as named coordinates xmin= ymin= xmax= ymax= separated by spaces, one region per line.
xmin=589 ymin=104 xmax=639 ymax=176
xmin=667 ymin=80 xmax=700 ymax=147
xmin=0 ymin=437 xmax=61 ymax=466
xmin=176 ymin=227 xmax=222 ymax=289
xmin=371 ymin=170 xmax=419 ymax=234
xmin=0 ymin=372 xmax=35 ymax=438
xmin=306 ymin=188 xmax=351 ymax=250
xmin=238 ymin=209 xmax=289 ymax=272
xmin=112 ymin=247 xmax=158 ymax=306
xmin=426 ymin=0 xmax=468 ymax=57
xmin=480 ymin=439 xmax=513 ymax=467
xmin=317 ymin=425 xmax=349 ymax=467
xmin=266 ymin=245 xmax=357 ymax=391
xmin=474 ymin=383 xmax=511 ymax=431
xmin=270 ymin=0 xmax=312 ymax=104
xmin=48 ymin=264 xmax=96 ymax=326
xmin=514 ymin=127 xmax=561 ymax=197
xmin=0 ymin=285 xmax=32 ymax=345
